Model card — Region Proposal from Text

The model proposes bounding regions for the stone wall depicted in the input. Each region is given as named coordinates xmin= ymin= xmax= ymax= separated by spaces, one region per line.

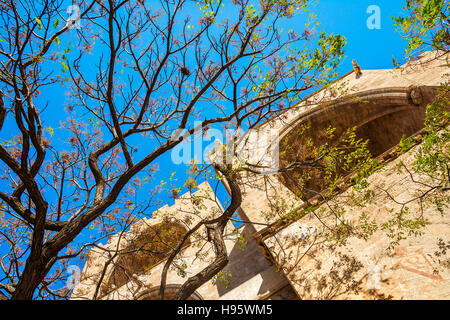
xmin=71 ymin=181 xmax=291 ymax=300
xmin=229 ymin=50 xmax=449 ymax=300
xmin=263 ymin=140 xmax=449 ymax=299
xmin=233 ymin=51 xmax=449 ymax=230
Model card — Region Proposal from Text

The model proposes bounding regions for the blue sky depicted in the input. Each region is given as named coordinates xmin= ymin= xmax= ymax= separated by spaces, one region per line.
xmin=0 ymin=0 xmax=413 ymax=296
xmin=315 ymin=0 xmax=407 ymax=70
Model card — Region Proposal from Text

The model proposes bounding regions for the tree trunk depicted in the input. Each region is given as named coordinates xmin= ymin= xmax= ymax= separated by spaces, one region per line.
xmin=11 ymin=260 xmax=47 ymax=300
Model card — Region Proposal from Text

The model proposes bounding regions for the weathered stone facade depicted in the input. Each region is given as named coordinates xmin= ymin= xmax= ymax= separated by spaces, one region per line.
xmin=72 ymin=51 xmax=449 ymax=300
xmin=264 ymin=141 xmax=450 ymax=299
xmin=71 ymin=181 xmax=294 ymax=300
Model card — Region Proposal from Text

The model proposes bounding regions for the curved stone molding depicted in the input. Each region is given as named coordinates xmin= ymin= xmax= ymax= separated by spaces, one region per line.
xmin=279 ymin=86 xmax=439 ymax=141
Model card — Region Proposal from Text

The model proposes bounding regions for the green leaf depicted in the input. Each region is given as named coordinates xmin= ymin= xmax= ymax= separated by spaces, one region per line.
xmin=35 ymin=17 xmax=42 ymax=31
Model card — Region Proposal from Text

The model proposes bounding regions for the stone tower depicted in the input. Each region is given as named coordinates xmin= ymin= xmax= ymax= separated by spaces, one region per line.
xmin=72 ymin=51 xmax=449 ymax=300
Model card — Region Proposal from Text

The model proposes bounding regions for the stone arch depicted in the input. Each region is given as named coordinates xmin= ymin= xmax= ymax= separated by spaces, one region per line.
xmin=101 ymin=220 xmax=191 ymax=296
xmin=277 ymin=86 xmax=439 ymax=199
